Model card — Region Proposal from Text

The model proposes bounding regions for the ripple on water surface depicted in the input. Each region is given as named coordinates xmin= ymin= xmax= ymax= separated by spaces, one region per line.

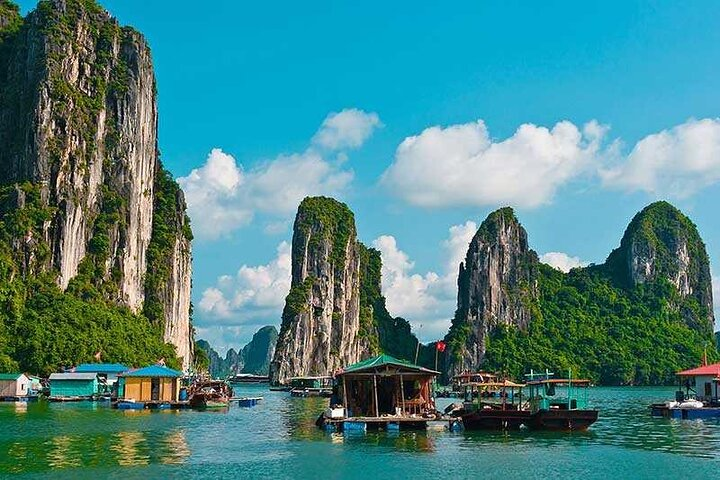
xmin=1 ymin=386 xmax=719 ymax=478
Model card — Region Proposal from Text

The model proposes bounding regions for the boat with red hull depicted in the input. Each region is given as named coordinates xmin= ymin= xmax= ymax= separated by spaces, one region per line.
xmin=458 ymin=380 xmax=530 ymax=430
xmin=525 ymin=371 xmax=598 ymax=431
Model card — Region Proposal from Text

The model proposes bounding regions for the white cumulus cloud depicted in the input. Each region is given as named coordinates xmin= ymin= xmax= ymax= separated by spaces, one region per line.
xmin=179 ymin=108 xmax=380 ymax=240
xmin=198 ymin=241 xmax=292 ymax=322
xmin=312 ymin=108 xmax=382 ymax=150
xmin=540 ymin=252 xmax=589 ymax=272
xmin=382 ymin=120 xmax=606 ymax=208
xmin=371 ymin=221 xmax=477 ymax=341
xmin=601 ymin=118 xmax=720 ymax=199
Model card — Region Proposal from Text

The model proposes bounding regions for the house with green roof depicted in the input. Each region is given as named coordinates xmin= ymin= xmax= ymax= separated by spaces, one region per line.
xmin=0 ymin=373 xmax=31 ymax=399
xmin=336 ymin=354 xmax=439 ymax=421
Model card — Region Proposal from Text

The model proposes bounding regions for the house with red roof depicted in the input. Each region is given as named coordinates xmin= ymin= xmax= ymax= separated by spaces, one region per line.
xmin=677 ymin=362 xmax=720 ymax=402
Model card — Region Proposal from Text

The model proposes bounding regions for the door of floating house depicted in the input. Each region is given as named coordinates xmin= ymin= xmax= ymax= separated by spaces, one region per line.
xmin=48 ymin=373 xmax=99 ymax=398
xmin=0 ymin=374 xmax=31 ymax=398
xmin=119 ymin=365 xmax=182 ymax=402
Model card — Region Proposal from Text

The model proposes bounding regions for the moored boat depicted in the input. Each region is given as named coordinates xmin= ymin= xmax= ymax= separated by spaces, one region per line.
xmin=524 ymin=370 xmax=598 ymax=431
xmin=189 ymin=380 xmax=232 ymax=409
xmin=458 ymin=380 xmax=530 ymax=430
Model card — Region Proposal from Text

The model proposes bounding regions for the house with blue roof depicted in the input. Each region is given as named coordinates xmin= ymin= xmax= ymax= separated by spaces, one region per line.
xmin=118 ymin=365 xmax=183 ymax=404
xmin=74 ymin=363 xmax=129 ymax=384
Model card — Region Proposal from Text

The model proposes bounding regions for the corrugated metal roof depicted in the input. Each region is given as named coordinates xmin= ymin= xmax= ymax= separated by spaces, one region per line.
xmin=0 ymin=373 xmax=22 ymax=381
xmin=121 ymin=365 xmax=182 ymax=378
xmin=49 ymin=373 xmax=98 ymax=381
xmin=677 ymin=363 xmax=720 ymax=376
xmin=340 ymin=354 xmax=439 ymax=375
xmin=74 ymin=363 xmax=129 ymax=373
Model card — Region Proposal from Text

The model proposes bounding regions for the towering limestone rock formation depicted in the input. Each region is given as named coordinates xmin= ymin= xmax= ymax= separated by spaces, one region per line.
xmin=448 ymin=202 xmax=715 ymax=385
xmin=197 ymin=326 xmax=278 ymax=378
xmin=0 ymin=0 xmax=193 ymax=369
xmin=270 ymin=197 xmax=430 ymax=384
xmin=446 ymin=208 xmax=538 ymax=375
xmin=604 ymin=201 xmax=714 ymax=334
xmin=241 ymin=325 xmax=278 ymax=375
xmin=271 ymin=197 xmax=374 ymax=383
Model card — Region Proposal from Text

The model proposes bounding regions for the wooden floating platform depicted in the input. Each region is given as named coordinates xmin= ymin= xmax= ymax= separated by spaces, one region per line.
xmin=48 ymin=396 xmax=94 ymax=402
xmin=322 ymin=416 xmax=455 ymax=432
xmin=0 ymin=396 xmax=40 ymax=402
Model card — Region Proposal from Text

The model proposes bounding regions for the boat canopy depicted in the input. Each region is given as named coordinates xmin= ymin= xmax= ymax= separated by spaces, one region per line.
xmin=464 ymin=380 xmax=525 ymax=388
xmin=526 ymin=379 xmax=591 ymax=386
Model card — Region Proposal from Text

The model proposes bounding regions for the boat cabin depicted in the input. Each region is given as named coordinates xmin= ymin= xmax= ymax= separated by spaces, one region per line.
xmin=462 ymin=379 xmax=525 ymax=408
xmin=525 ymin=374 xmax=591 ymax=412
xmin=0 ymin=373 xmax=32 ymax=399
xmin=676 ymin=363 xmax=720 ymax=403
xmin=452 ymin=371 xmax=498 ymax=390
xmin=336 ymin=354 xmax=439 ymax=418
xmin=118 ymin=365 xmax=182 ymax=403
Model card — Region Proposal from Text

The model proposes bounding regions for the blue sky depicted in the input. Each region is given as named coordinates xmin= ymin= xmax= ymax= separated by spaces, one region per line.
xmin=17 ymin=0 xmax=720 ymax=353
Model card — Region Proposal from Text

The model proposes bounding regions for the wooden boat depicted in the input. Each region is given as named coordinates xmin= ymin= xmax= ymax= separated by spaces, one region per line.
xmin=524 ymin=370 xmax=598 ymax=431
xmin=189 ymin=380 xmax=232 ymax=409
xmin=289 ymin=376 xmax=334 ymax=397
xmin=458 ymin=380 xmax=530 ymax=430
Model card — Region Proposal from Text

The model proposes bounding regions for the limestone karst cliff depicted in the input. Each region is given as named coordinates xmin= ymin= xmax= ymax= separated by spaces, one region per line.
xmin=447 ymin=202 xmax=716 ymax=385
xmin=0 ymin=0 xmax=192 ymax=371
xmin=445 ymin=208 xmax=538 ymax=375
xmin=604 ymin=201 xmax=714 ymax=335
xmin=270 ymin=197 xmax=373 ymax=383
xmin=270 ymin=197 xmax=430 ymax=384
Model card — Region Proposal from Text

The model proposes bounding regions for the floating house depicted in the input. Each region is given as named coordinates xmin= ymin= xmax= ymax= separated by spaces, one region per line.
xmin=49 ymin=372 xmax=99 ymax=400
xmin=651 ymin=362 xmax=720 ymax=419
xmin=319 ymin=354 xmax=439 ymax=431
xmin=0 ymin=373 xmax=32 ymax=400
xmin=117 ymin=365 xmax=183 ymax=407
xmin=74 ymin=363 xmax=128 ymax=384
xmin=289 ymin=376 xmax=334 ymax=397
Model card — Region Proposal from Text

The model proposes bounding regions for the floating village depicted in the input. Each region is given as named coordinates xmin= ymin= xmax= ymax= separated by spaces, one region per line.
xmin=3 ymin=352 xmax=720 ymax=433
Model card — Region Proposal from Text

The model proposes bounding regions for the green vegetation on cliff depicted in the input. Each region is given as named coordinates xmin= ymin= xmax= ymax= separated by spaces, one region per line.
xmin=0 ymin=0 xmax=187 ymax=374
xmin=0 ymin=184 xmax=180 ymax=375
xmin=296 ymin=196 xmax=356 ymax=272
xmin=479 ymin=202 xmax=716 ymax=385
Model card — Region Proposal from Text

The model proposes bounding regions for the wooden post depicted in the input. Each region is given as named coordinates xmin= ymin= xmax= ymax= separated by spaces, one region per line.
xmin=400 ymin=374 xmax=405 ymax=416
xmin=342 ymin=376 xmax=347 ymax=414
xmin=373 ymin=374 xmax=379 ymax=418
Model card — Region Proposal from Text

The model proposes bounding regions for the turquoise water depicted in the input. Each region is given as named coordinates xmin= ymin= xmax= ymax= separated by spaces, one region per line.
xmin=1 ymin=386 xmax=719 ymax=479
